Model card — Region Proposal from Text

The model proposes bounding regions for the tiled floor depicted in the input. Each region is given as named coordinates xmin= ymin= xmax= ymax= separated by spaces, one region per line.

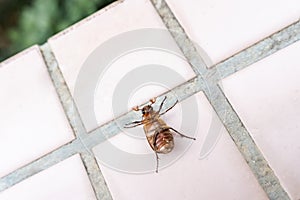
xmin=48 ymin=0 xmax=165 ymax=96
xmin=48 ymin=0 xmax=195 ymax=132
xmin=1 ymin=0 xmax=300 ymax=200
xmin=0 ymin=46 xmax=74 ymax=178
xmin=93 ymin=93 xmax=268 ymax=200
xmin=221 ymin=40 xmax=300 ymax=200
xmin=165 ymin=0 xmax=300 ymax=66
xmin=0 ymin=155 xmax=96 ymax=200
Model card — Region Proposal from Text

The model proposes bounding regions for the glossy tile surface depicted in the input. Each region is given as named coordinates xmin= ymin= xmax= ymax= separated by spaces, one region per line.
xmin=48 ymin=0 xmax=196 ymax=132
xmin=93 ymin=92 xmax=268 ymax=200
xmin=0 ymin=155 xmax=96 ymax=200
xmin=0 ymin=46 xmax=74 ymax=178
xmin=166 ymin=0 xmax=300 ymax=66
xmin=221 ymin=41 xmax=300 ymax=199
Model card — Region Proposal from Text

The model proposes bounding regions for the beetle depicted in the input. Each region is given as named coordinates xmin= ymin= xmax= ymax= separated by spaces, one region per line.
xmin=124 ymin=96 xmax=196 ymax=172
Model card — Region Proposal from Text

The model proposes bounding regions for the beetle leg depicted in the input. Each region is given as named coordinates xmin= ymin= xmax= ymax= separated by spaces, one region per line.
xmin=155 ymin=151 xmax=159 ymax=173
xmin=153 ymin=131 xmax=160 ymax=173
xmin=124 ymin=120 xmax=143 ymax=128
xmin=158 ymin=96 xmax=167 ymax=113
xmin=159 ymin=100 xmax=179 ymax=116
xmin=168 ymin=127 xmax=196 ymax=140
xmin=124 ymin=119 xmax=153 ymax=128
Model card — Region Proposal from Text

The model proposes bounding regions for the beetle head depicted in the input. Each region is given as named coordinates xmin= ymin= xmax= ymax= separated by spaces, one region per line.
xmin=141 ymin=105 xmax=153 ymax=115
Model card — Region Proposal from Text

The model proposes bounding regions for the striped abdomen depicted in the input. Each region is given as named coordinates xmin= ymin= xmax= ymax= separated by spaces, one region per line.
xmin=144 ymin=118 xmax=174 ymax=154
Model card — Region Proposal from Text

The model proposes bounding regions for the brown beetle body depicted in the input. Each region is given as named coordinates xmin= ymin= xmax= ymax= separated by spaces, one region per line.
xmin=124 ymin=96 xmax=195 ymax=172
xmin=144 ymin=114 xmax=174 ymax=154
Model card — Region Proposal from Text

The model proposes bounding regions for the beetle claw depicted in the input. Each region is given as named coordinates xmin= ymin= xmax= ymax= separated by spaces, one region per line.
xmin=150 ymin=97 xmax=156 ymax=104
xmin=132 ymin=106 xmax=140 ymax=111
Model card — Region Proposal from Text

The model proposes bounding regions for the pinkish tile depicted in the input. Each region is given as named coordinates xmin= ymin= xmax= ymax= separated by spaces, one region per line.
xmin=0 ymin=154 xmax=96 ymax=200
xmin=93 ymin=92 xmax=268 ymax=200
xmin=0 ymin=46 xmax=74 ymax=178
xmin=221 ymin=41 xmax=300 ymax=199
xmin=48 ymin=0 xmax=196 ymax=132
xmin=165 ymin=0 xmax=300 ymax=66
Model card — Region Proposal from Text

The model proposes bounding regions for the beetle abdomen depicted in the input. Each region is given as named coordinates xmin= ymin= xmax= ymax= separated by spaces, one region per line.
xmin=155 ymin=129 xmax=174 ymax=154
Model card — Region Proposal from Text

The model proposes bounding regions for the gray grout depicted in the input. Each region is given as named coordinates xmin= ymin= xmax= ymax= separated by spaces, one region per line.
xmin=204 ymin=83 xmax=290 ymax=200
xmin=40 ymin=44 xmax=113 ymax=200
xmin=0 ymin=140 xmax=80 ymax=192
xmin=150 ymin=0 xmax=207 ymax=75
xmin=40 ymin=44 xmax=87 ymax=138
xmin=81 ymin=152 xmax=113 ymax=200
xmin=215 ymin=20 xmax=300 ymax=80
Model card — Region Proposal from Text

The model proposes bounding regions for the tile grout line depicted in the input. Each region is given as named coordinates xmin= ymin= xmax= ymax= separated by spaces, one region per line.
xmin=0 ymin=140 xmax=81 ymax=192
xmin=150 ymin=0 xmax=207 ymax=75
xmin=215 ymin=20 xmax=300 ymax=80
xmin=150 ymin=0 xmax=294 ymax=199
xmin=204 ymin=83 xmax=290 ymax=200
xmin=40 ymin=43 xmax=87 ymax=138
xmin=40 ymin=44 xmax=113 ymax=200
xmin=81 ymin=152 xmax=113 ymax=200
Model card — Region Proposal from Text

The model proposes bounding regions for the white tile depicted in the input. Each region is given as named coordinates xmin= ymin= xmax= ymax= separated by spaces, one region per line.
xmin=0 ymin=46 xmax=74 ymax=178
xmin=93 ymin=92 xmax=268 ymax=200
xmin=0 ymin=154 xmax=96 ymax=200
xmin=48 ymin=0 xmax=196 ymax=132
xmin=221 ymin=41 xmax=300 ymax=199
xmin=166 ymin=0 xmax=300 ymax=66
xmin=48 ymin=0 xmax=167 ymax=95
